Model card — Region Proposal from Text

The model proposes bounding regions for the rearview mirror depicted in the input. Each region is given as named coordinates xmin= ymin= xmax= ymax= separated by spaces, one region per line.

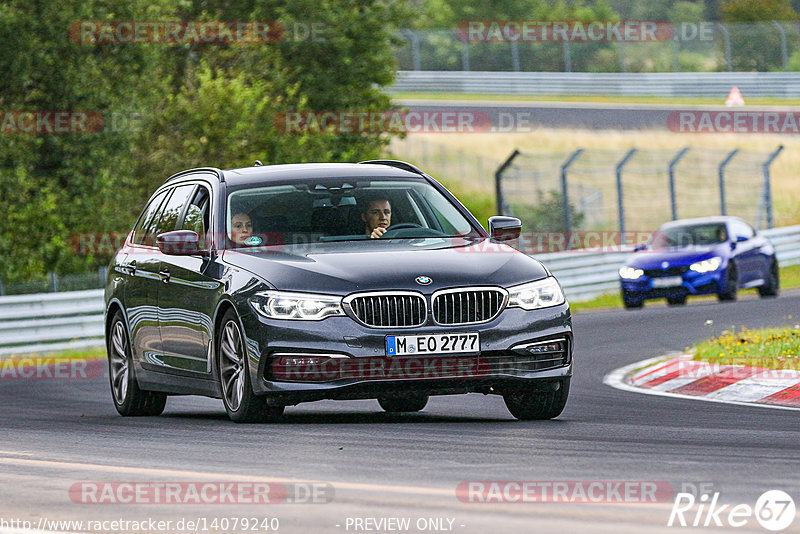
xmin=488 ymin=216 xmax=522 ymax=242
xmin=157 ymin=230 xmax=207 ymax=256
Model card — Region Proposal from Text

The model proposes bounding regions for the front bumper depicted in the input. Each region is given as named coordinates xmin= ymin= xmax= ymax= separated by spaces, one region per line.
xmin=238 ymin=301 xmax=572 ymax=405
xmin=620 ymin=268 xmax=725 ymax=300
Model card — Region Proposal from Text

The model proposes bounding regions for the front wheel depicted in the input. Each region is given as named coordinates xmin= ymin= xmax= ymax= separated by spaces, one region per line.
xmin=758 ymin=259 xmax=779 ymax=297
xmin=666 ymin=295 xmax=687 ymax=306
xmin=218 ymin=310 xmax=284 ymax=423
xmin=503 ymin=379 xmax=570 ymax=420
xmin=107 ymin=311 xmax=167 ymax=416
xmin=717 ymin=263 xmax=738 ymax=301
xmin=378 ymin=394 xmax=429 ymax=413
xmin=622 ymin=290 xmax=643 ymax=309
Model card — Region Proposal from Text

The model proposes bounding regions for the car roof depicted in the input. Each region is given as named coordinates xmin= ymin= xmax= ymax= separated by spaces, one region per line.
xmin=221 ymin=163 xmax=423 ymax=186
xmin=658 ymin=216 xmax=745 ymax=228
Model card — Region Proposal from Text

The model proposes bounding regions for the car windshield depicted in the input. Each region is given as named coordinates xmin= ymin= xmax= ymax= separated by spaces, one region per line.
xmin=225 ymin=177 xmax=479 ymax=247
xmin=650 ymin=223 xmax=728 ymax=249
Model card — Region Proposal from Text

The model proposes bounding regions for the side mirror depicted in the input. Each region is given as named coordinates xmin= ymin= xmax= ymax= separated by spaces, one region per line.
xmin=634 ymin=244 xmax=647 ymax=252
xmin=736 ymin=235 xmax=748 ymax=242
xmin=157 ymin=230 xmax=206 ymax=256
xmin=488 ymin=216 xmax=522 ymax=242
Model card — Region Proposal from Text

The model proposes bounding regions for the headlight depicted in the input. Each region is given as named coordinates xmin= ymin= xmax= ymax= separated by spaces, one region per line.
xmin=507 ymin=277 xmax=566 ymax=310
xmin=690 ymin=257 xmax=722 ymax=273
xmin=249 ymin=291 xmax=345 ymax=320
xmin=619 ymin=266 xmax=644 ymax=280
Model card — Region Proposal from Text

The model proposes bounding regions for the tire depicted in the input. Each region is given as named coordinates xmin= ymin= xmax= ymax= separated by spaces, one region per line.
xmin=377 ymin=394 xmax=429 ymax=413
xmin=758 ymin=259 xmax=779 ymax=297
xmin=666 ymin=295 xmax=687 ymax=306
xmin=717 ymin=262 xmax=738 ymax=301
xmin=107 ymin=311 xmax=167 ymax=416
xmin=217 ymin=310 xmax=284 ymax=423
xmin=503 ymin=379 xmax=570 ymax=420
xmin=621 ymin=290 xmax=643 ymax=310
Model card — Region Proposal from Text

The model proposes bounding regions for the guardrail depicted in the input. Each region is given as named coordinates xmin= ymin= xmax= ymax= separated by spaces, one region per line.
xmin=1 ymin=225 xmax=798 ymax=356
xmin=390 ymin=71 xmax=800 ymax=97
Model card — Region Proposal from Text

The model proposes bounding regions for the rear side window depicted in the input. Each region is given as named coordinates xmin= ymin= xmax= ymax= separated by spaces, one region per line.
xmin=133 ymin=190 xmax=170 ymax=246
xmin=181 ymin=185 xmax=211 ymax=248
xmin=152 ymin=184 xmax=196 ymax=240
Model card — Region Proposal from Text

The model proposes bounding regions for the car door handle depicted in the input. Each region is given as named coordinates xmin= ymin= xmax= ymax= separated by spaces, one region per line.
xmin=126 ymin=260 xmax=137 ymax=275
xmin=159 ymin=269 xmax=171 ymax=283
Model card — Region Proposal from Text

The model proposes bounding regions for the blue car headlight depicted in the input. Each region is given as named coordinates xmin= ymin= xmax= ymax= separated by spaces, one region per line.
xmin=507 ymin=277 xmax=566 ymax=310
xmin=619 ymin=266 xmax=644 ymax=280
xmin=249 ymin=291 xmax=345 ymax=320
xmin=689 ymin=257 xmax=722 ymax=273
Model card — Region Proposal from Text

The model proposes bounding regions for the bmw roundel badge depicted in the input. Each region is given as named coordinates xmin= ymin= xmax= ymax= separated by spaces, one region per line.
xmin=415 ymin=276 xmax=432 ymax=285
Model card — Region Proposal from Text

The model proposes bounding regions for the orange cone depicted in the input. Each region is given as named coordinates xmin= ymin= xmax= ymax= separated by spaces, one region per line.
xmin=725 ymin=87 xmax=745 ymax=106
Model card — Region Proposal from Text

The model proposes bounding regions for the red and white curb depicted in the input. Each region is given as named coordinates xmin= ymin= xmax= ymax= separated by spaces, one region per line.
xmin=604 ymin=353 xmax=800 ymax=411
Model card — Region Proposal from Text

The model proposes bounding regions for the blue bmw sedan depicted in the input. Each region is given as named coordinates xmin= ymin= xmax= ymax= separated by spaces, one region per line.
xmin=619 ymin=216 xmax=778 ymax=309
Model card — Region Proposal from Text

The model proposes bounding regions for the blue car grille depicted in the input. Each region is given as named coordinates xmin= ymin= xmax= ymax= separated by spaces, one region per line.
xmin=643 ymin=265 xmax=689 ymax=277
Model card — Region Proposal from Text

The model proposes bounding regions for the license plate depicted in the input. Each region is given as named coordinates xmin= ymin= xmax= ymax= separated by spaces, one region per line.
xmin=651 ymin=276 xmax=683 ymax=288
xmin=386 ymin=333 xmax=480 ymax=356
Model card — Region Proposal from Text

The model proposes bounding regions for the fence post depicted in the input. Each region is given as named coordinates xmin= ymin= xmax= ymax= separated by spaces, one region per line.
xmin=616 ymin=149 xmax=637 ymax=235
xmin=510 ymin=41 xmax=520 ymax=72
xmin=560 ymin=149 xmax=584 ymax=235
xmin=718 ymin=149 xmax=739 ymax=216
xmin=402 ymin=30 xmax=421 ymax=71
xmin=563 ymin=41 xmax=572 ymax=72
xmin=618 ymin=42 xmax=627 ymax=73
xmin=461 ymin=41 xmax=470 ymax=71
xmin=48 ymin=271 xmax=58 ymax=293
xmin=762 ymin=145 xmax=784 ymax=229
xmin=495 ymin=149 xmax=521 ymax=216
xmin=668 ymin=147 xmax=690 ymax=220
xmin=672 ymin=38 xmax=680 ymax=72
xmin=772 ymin=22 xmax=788 ymax=71
xmin=0 ymin=278 xmax=5 ymax=296
xmin=98 ymin=266 xmax=108 ymax=286
xmin=717 ymin=24 xmax=732 ymax=72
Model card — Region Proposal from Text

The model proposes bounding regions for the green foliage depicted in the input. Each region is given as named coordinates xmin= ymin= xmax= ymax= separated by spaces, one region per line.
xmin=0 ymin=0 xmax=413 ymax=284
xmin=720 ymin=0 xmax=798 ymax=21
xmin=511 ymin=190 xmax=585 ymax=232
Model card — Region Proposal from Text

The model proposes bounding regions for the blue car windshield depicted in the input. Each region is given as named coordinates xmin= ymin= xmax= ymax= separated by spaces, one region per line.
xmin=651 ymin=223 xmax=728 ymax=249
xmin=225 ymin=178 xmax=479 ymax=247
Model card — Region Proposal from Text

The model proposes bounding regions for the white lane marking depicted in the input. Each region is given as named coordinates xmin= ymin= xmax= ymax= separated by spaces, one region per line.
xmin=604 ymin=357 xmax=800 ymax=412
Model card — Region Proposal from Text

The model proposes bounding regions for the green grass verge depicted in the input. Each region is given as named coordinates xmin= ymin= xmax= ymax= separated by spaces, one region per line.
xmin=5 ymin=346 xmax=106 ymax=360
xmin=692 ymin=326 xmax=800 ymax=371
xmin=392 ymin=92 xmax=800 ymax=107
xmin=570 ymin=263 xmax=800 ymax=313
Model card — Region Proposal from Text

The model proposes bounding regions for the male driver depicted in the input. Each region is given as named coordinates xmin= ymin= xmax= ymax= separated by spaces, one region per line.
xmin=361 ymin=198 xmax=392 ymax=239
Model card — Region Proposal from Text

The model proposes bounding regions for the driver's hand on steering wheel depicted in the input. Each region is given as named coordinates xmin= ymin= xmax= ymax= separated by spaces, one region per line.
xmin=370 ymin=226 xmax=387 ymax=239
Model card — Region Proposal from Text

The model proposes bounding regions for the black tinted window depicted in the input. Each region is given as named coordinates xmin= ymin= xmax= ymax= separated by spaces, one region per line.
xmin=133 ymin=190 xmax=169 ymax=246
xmin=153 ymin=185 xmax=196 ymax=239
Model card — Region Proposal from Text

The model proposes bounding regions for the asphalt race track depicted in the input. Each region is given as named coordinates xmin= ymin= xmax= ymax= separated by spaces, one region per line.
xmin=1 ymin=291 xmax=799 ymax=533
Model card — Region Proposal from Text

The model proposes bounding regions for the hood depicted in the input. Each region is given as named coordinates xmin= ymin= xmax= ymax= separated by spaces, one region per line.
xmin=223 ymin=238 xmax=548 ymax=294
xmin=624 ymin=244 xmax=727 ymax=269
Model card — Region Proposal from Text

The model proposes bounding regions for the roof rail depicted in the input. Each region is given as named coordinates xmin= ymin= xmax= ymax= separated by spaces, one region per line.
xmin=357 ymin=159 xmax=425 ymax=176
xmin=164 ymin=167 xmax=226 ymax=184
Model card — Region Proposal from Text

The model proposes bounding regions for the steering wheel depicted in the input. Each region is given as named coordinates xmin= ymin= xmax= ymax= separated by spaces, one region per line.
xmin=384 ymin=223 xmax=422 ymax=232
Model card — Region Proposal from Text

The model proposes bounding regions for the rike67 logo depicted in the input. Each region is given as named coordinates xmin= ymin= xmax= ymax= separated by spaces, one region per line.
xmin=668 ymin=490 xmax=795 ymax=531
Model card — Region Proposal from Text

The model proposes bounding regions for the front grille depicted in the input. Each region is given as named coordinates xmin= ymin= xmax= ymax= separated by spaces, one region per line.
xmin=345 ymin=292 xmax=426 ymax=328
xmin=644 ymin=265 xmax=689 ymax=278
xmin=432 ymin=288 xmax=506 ymax=325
